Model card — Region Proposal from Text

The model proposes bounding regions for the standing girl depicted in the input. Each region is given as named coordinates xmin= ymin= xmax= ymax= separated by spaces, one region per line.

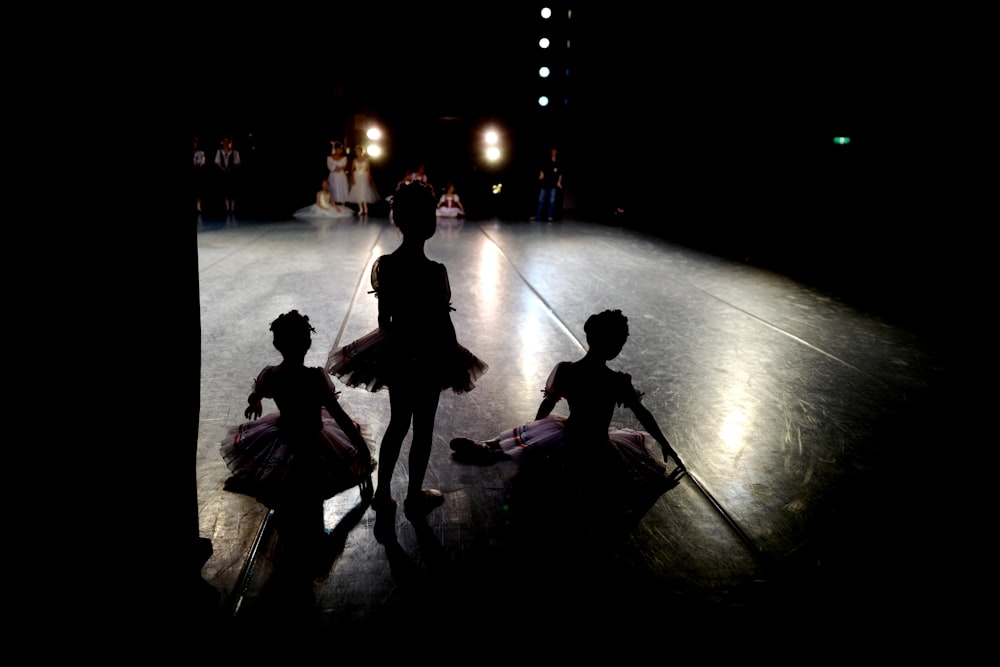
xmin=327 ymin=181 xmax=487 ymax=529
xmin=347 ymin=144 xmax=380 ymax=215
xmin=327 ymin=141 xmax=350 ymax=208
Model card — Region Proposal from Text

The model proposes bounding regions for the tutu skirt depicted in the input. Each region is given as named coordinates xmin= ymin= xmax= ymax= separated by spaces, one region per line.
xmin=497 ymin=413 xmax=670 ymax=477
xmin=501 ymin=415 xmax=681 ymax=543
xmin=326 ymin=327 xmax=489 ymax=394
xmin=328 ymin=171 xmax=350 ymax=202
xmin=293 ymin=203 xmax=354 ymax=220
xmin=220 ymin=409 xmax=375 ymax=508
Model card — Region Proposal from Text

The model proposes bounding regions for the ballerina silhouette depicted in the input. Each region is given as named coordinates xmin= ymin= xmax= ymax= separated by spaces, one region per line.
xmin=450 ymin=309 xmax=685 ymax=525
xmin=327 ymin=181 xmax=487 ymax=533
xmin=221 ymin=310 xmax=376 ymax=576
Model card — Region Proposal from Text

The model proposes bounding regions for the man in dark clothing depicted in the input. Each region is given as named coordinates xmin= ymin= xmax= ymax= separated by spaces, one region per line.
xmin=532 ymin=147 xmax=563 ymax=221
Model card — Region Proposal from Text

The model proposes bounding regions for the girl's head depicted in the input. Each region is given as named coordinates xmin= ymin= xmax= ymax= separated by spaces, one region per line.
xmin=270 ymin=310 xmax=315 ymax=358
xmin=391 ymin=181 xmax=437 ymax=240
xmin=584 ymin=309 xmax=629 ymax=360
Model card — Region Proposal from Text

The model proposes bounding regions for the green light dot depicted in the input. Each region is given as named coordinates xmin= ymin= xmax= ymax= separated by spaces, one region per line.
xmin=833 ymin=136 xmax=851 ymax=145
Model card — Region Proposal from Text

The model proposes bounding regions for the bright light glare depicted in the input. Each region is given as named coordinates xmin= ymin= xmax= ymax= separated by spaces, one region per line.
xmin=539 ymin=66 xmax=550 ymax=78
xmin=539 ymin=37 xmax=550 ymax=48
xmin=478 ymin=240 xmax=501 ymax=316
xmin=367 ymin=144 xmax=382 ymax=158
xmin=484 ymin=130 xmax=499 ymax=145
xmin=718 ymin=405 xmax=751 ymax=455
xmin=541 ymin=7 xmax=551 ymax=18
xmin=538 ymin=96 xmax=549 ymax=107
xmin=486 ymin=146 xmax=501 ymax=161
xmin=366 ymin=127 xmax=381 ymax=140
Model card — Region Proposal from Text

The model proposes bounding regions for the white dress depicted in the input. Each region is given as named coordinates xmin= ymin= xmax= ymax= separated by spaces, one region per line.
xmin=436 ymin=193 xmax=464 ymax=217
xmin=348 ymin=158 xmax=380 ymax=204
xmin=327 ymin=155 xmax=350 ymax=202
xmin=293 ymin=190 xmax=354 ymax=220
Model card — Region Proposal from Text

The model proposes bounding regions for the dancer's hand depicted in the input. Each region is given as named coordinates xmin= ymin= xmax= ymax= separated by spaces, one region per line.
xmin=245 ymin=400 xmax=262 ymax=420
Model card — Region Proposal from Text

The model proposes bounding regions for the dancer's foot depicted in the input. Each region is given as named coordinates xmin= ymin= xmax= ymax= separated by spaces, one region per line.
xmin=450 ymin=437 xmax=507 ymax=465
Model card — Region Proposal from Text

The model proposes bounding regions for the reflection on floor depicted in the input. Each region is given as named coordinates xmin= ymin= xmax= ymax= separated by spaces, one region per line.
xmin=188 ymin=214 xmax=963 ymax=652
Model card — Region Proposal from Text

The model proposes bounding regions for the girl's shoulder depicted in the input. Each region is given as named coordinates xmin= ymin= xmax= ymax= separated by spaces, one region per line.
xmin=308 ymin=365 xmax=336 ymax=387
xmin=257 ymin=364 xmax=280 ymax=377
xmin=547 ymin=360 xmax=574 ymax=383
xmin=610 ymin=368 xmax=640 ymax=401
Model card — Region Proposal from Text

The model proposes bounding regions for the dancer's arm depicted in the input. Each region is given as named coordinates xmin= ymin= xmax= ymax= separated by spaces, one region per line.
xmin=244 ymin=370 xmax=266 ymax=419
xmin=630 ymin=402 xmax=678 ymax=458
xmin=534 ymin=395 xmax=559 ymax=421
xmin=534 ymin=362 xmax=565 ymax=420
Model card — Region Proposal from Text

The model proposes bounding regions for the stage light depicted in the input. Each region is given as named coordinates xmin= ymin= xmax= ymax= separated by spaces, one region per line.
xmin=478 ymin=124 xmax=506 ymax=170
xmin=366 ymin=144 xmax=382 ymax=158
xmin=833 ymin=136 xmax=851 ymax=145
xmin=538 ymin=96 xmax=549 ymax=107
xmin=367 ymin=127 xmax=381 ymax=141
xmin=539 ymin=37 xmax=550 ymax=48
xmin=541 ymin=7 xmax=551 ymax=19
xmin=539 ymin=66 xmax=550 ymax=78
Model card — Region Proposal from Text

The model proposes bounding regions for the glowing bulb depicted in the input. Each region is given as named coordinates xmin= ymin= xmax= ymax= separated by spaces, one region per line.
xmin=366 ymin=127 xmax=381 ymax=140
xmin=486 ymin=146 xmax=500 ymax=161
xmin=539 ymin=37 xmax=550 ymax=49
xmin=541 ymin=7 xmax=551 ymax=18
xmin=538 ymin=96 xmax=549 ymax=107
xmin=539 ymin=66 xmax=550 ymax=78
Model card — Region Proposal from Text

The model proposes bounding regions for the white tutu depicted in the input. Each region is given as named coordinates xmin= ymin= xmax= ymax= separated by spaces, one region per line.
xmin=293 ymin=203 xmax=354 ymax=220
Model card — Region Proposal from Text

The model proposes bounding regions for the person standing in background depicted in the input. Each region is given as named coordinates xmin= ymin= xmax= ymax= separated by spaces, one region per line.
xmin=327 ymin=141 xmax=350 ymax=208
xmin=532 ymin=146 xmax=562 ymax=222
xmin=192 ymin=136 xmax=207 ymax=215
xmin=214 ymin=134 xmax=241 ymax=217
xmin=347 ymin=145 xmax=380 ymax=216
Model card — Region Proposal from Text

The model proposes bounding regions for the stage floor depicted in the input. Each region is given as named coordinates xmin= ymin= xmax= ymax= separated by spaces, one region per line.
xmin=191 ymin=212 xmax=962 ymax=653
